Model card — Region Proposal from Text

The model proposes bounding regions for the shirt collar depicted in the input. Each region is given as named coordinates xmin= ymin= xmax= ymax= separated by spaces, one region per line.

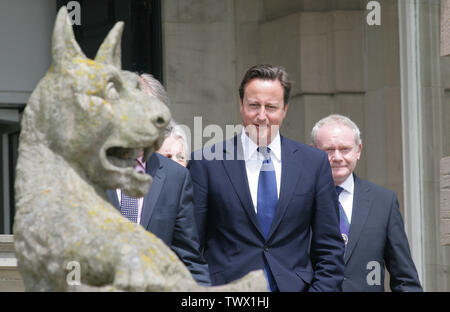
xmin=241 ymin=130 xmax=281 ymax=162
xmin=338 ymin=173 xmax=354 ymax=195
xmin=136 ymin=156 xmax=146 ymax=172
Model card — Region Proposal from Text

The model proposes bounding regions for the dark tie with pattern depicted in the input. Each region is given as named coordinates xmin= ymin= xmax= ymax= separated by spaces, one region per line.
xmin=336 ymin=186 xmax=350 ymax=247
xmin=120 ymin=192 xmax=138 ymax=223
xmin=257 ymin=146 xmax=278 ymax=291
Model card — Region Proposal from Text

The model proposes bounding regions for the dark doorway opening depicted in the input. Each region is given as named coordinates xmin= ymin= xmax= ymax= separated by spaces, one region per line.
xmin=56 ymin=0 xmax=163 ymax=81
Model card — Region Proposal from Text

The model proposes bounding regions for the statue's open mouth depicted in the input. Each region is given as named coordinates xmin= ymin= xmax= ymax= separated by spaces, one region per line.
xmin=101 ymin=143 xmax=156 ymax=181
xmin=105 ymin=146 xmax=151 ymax=171
xmin=99 ymin=135 xmax=163 ymax=197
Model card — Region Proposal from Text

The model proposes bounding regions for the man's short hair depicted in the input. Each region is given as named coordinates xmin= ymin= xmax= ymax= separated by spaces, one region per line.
xmin=311 ymin=114 xmax=362 ymax=147
xmin=139 ymin=73 xmax=170 ymax=107
xmin=238 ymin=64 xmax=292 ymax=106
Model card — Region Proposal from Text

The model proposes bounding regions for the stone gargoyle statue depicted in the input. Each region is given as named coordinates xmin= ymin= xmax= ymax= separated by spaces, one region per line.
xmin=13 ymin=7 xmax=266 ymax=292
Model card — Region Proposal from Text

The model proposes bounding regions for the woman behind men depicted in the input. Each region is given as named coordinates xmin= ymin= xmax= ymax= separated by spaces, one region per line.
xmin=157 ymin=121 xmax=189 ymax=167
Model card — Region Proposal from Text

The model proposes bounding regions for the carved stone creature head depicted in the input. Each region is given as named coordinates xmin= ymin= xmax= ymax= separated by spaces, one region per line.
xmin=24 ymin=7 xmax=171 ymax=197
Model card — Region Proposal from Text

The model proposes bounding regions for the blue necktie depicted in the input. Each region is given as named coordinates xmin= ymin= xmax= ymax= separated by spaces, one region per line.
xmin=336 ymin=186 xmax=350 ymax=247
xmin=257 ymin=146 xmax=278 ymax=291
xmin=120 ymin=193 xmax=138 ymax=223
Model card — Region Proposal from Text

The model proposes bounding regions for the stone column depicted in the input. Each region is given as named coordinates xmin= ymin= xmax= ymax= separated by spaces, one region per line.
xmin=442 ymin=0 xmax=450 ymax=56
xmin=441 ymin=157 xmax=450 ymax=245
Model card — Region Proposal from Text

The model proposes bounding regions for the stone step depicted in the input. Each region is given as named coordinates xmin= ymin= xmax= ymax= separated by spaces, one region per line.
xmin=0 ymin=235 xmax=25 ymax=291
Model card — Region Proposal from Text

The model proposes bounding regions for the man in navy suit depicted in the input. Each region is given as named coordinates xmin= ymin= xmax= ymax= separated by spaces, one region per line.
xmin=107 ymin=152 xmax=210 ymax=286
xmin=311 ymin=114 xmax=422 ymax=291
xmin=188 ymin=64 xmax=345 ymax=291
xmin=107 ymin=74 xmax=211 ymax=286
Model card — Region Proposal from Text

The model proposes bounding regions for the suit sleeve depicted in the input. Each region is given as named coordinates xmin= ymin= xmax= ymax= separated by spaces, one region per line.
xmin=308 ymin=153 xmax=346 ymax=292
xmin=384 ymin=194 xmax=423 ymax=291
xmin=170 ymin=169 xmax=211 ymax=286
xmin=187 ymin=158 xmax=208 ymax=251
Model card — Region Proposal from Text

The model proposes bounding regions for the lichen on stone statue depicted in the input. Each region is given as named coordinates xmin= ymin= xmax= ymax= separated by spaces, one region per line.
xmin=13 ymin=7 xmax=267 ymax=292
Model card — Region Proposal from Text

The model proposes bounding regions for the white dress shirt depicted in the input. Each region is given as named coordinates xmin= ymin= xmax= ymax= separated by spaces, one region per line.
xmin=241 ymin=131 xmax=282 ymax=213
xmin=337 ymin=173 xmax=354 ymax=224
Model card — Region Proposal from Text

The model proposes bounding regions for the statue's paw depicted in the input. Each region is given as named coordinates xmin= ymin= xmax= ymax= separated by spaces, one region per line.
xmin=113 ymin=264 xmax=168 ymax=291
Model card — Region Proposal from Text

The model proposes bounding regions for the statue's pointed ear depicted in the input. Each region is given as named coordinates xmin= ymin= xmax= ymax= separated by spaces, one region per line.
xmin=51 ymin=6 xmax=86 ymax=67
xmin=94 ymin=22 xmax=124 ymax=68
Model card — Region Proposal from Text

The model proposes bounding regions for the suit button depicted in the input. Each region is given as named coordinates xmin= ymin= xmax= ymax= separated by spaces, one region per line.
xmin=264 ymin=246 xmax=269 ymax=251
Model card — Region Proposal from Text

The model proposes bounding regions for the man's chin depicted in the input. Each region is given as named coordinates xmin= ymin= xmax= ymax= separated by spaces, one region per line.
xmin=245 ymin=125 xmax=279 ymax=146
xmin=332 ymin=171 xmax=350 ymax=185
xmin=245 ymin=128 xmax=263 ymax=145
xmin=255 ymin=130 xmax=273 ymax=146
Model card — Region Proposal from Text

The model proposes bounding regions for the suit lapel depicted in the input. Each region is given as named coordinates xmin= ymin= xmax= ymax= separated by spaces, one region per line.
xmin=106 ymin=189 xmax=120 ymax=210
xmin=140 ymin=153 xmax=166 ymax=229
xmin=222 ymin=135 xmax=262 ymax=236
xmin=345 ymin=175 xmax=371 ymax=263
xmin=267 ymin=136 xmax=302 ymax=240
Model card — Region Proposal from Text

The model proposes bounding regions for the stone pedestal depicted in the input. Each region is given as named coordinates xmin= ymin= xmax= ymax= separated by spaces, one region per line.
xmin=0 ymin=235 xmax=24 ymax=291
xmin=442 ymin=157 xmax=450 ymax=245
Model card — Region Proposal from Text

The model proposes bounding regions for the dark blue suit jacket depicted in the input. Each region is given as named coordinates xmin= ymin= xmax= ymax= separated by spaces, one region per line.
xmin=343 ymin=175 xmax=422 ymax=291
xmin=188 ymin=134 xmax=345 ymax=291
xmin=107 ymin=152 xmax=211 ymax=286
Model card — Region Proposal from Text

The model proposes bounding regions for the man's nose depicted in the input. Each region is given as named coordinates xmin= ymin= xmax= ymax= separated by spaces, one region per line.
xmin=256 ymin=107 xmax=267 ymax=121
xmin=330 ymin=149 xmax=343 ymax=160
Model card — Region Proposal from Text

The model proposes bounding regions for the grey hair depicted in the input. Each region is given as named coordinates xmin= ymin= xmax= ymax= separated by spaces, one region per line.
xmin=311 ymin=114 xmax=362 ymax=146
xmin=164 ymin=120 xmax=190 ymax=160
xmin=139 ymin=73 xmax=170 ymax=107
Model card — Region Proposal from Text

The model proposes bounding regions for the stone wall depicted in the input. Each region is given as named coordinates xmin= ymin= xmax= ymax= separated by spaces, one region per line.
xmin=441 ymin=0 xmax=450 ymax=56
xmin=442 ymin=157 xmax=450 ymax=245
xmin=0 ymin=0 xmax=54 ymax=105
xmin=414 ymin=0 xmax=450 ymax=291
